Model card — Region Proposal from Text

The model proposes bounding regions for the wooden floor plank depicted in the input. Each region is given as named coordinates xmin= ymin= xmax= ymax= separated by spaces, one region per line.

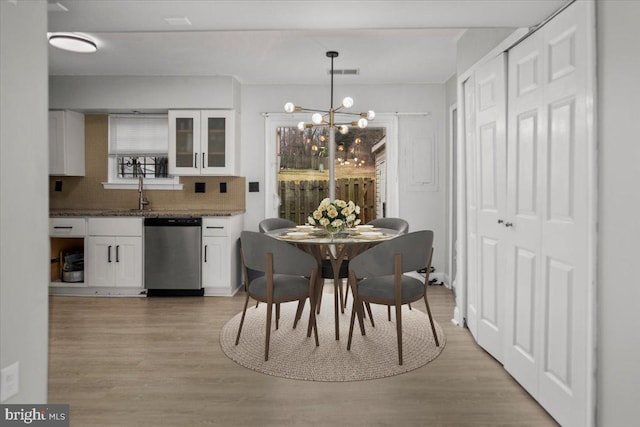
xmin=48 ymin=285 xmax=558 ymax=427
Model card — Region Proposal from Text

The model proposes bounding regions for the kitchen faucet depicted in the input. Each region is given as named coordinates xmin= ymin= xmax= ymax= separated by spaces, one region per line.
xmin=138 ymin=175 xmax=149 ymax=210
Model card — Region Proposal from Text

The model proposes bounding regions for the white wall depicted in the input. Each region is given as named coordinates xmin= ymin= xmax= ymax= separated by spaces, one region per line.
xmin=0 ymin=0 xmax=49 ymax=403
xmin=240 ymin=84 xmax=448 ymax=272
xmin=49 ymin=75 xmax=239 ymax=111
xmin=456 ymin=28 xmax=517 ymax=76
xmin=596 ymin=1 xmax=640 ymax=425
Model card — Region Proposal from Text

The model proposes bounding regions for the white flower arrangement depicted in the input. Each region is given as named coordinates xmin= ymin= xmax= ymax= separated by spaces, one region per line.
xmin=307 ymin=198 xmax=361 ymax=232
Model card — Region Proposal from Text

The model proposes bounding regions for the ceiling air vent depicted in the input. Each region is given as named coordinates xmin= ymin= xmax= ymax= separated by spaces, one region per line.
xmin=328 ymin=69 xmax=360 ymax=76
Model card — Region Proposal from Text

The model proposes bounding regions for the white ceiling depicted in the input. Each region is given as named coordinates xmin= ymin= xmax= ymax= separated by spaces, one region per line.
xmin=47 ymin=0 xmax=569 ymax=84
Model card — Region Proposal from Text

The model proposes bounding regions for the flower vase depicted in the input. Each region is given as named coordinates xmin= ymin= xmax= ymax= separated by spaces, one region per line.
xmin=326 ymin=225 xmax=344 ymax=241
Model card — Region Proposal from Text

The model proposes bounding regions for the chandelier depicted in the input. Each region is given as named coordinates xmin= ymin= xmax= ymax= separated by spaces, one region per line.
xmin=284 ymin=51 xmax=375 ymax=199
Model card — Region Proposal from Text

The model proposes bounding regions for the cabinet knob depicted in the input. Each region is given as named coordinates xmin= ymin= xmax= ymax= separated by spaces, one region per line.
xmin=505 ymin=222 xmax=514 ymax=228
xmin=497 ymin=219 xmax=504 ymax=224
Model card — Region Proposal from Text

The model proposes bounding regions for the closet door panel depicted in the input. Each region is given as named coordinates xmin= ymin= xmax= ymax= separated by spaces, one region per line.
xmin=538 ymin=3 xmax=589 ymax=424
xmin=463 ymin=77 xmax=479 ymax=338
xmin=474 ymin=53 xmax=507 ymax=362
xmin=504 ymin=31 xmax=545 ymax=397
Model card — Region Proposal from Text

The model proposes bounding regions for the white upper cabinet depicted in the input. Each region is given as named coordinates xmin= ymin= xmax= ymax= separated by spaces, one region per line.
xmin=168 ymin=110 xmax=236 ymax=176
xmin=49 ymin=110 xmax=85 ymax=176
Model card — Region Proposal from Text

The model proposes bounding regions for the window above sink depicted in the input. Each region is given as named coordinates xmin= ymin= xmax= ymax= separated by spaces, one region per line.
xmin=103 ymin=114 xmax=183 ymax=190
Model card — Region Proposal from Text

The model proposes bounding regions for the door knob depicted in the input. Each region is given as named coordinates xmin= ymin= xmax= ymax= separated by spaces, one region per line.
xmin=497 ymin=219 xmax=504 ymax=224
xmin=505 ymin=222 xmax=514 ymax=227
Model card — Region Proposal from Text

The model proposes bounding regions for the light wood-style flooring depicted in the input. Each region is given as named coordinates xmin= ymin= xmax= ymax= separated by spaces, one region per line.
xmin=48 ymin=285 xmax=559 ymax=427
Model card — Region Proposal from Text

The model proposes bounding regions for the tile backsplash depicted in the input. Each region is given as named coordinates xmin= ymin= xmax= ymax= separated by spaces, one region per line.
xmin=49 ymin=115 xmax=245 ymax=211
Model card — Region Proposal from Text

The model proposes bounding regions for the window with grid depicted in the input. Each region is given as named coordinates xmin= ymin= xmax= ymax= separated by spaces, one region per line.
xmin=106 ymin=114 xmax=180 ymax=188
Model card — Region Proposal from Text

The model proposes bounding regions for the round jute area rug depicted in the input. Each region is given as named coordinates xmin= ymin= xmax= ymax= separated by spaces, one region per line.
xmin=220 ymin=296 xmax=445 ymax=381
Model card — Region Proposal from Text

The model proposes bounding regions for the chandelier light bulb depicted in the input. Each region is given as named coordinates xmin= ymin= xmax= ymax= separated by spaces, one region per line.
xmin=311 ymin=113 xmax=324 ymax=125
xmin=357 ymin=118 xmax=368 ymax=128
xmin=297 ymin=121 xmax=306 ymax=131
xmin=284 ymin=102 xmax=296 ymax=113
xmin=341 ymin=97 xmax=354 ymax=109
xmin=338 ymin=125 xmax=349 ymax=135
xmin=367 ymin=110 xmax=376 ymax=120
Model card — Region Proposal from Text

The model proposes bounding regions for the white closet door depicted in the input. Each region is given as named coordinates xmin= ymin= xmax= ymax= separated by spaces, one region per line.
xmin=462 ymin=76 xmax=478 ymax=339
xmin=505 ymin=1 xmax=592 ymax=426
xmin=504 ymin=30 xmax=545 ymax=396
xmin=538 ymin=3 xmax=590 ymax=425
xmin=474 ymin=53 xmax=507 ymax=362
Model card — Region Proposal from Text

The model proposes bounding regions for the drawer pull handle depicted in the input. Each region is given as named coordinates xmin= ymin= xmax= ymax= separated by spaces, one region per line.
xmin=206 ymin=226 xmax=224 ymax=229
xmin=108 ymin=245 xmax=112 ymax=263
xmin=194 ymin=153 xmax=197 ymax=168
xmin=116 ymin=245 xmax=120 ymax=262
xmin=53 ymin=226 xmax=73 ymax=229
xmin=204 ymin=245 xmax=208 ymax=262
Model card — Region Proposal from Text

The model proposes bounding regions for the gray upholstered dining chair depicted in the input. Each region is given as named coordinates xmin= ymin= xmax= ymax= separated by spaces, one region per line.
xmin=346 ymin=230 xmax=439 ymax=365
xmin=237 ymin=231 xmax=319 ymax=361
xmin=344 ymin=217 xmax=410 ymax=318
xmin=366 ymin=217 xmax=409 ymax=234
xmin=258 ymin=217 xmax=296 ymax=233
xmin=254 ymin=218 xmax=297 ymax=319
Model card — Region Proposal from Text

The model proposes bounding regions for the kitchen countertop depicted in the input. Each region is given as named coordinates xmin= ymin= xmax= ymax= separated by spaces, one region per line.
xmin=50 ymin=209 xmax=245 ymax=218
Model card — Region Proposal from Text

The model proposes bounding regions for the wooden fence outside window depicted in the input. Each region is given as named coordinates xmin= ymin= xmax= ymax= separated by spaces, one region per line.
xmin=278 ymin=178 xmax=376 ymax=225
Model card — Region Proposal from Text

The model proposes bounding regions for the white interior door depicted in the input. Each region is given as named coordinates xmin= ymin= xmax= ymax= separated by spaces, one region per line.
xmin=462 ymin=76 xmax=478 ymax=339
xmin=504 ymin=2 xmax=593 ymax=426
xmin=474 ymin=53 xmax=507 ymax=362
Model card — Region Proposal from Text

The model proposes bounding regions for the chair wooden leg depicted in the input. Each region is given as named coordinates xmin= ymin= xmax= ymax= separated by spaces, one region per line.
xmin=316 ymin=279 xmax=324 ymax=314
xmin=265 ymin=302 xmax=273 ymax=361
xmin=347 ymin=298 xmax=358 ymax=351
xmin=395 ymin=303 xmax=403 ymax=365
xmin=309 ymin=296 xmax=319 ymax=346
xmin=343 ymin=282 xmax=350 ymax=308
xmin=357 ymin=301 xmax=367 ymax=336
xmin=365 ymin=302 xmax=375 ymax=327
xmin=275 ymin=303 xmax=280 ymax=330
xmin=235 ymin=291 xmax=251 ymax=345
xmin=255 ymin=300 xmax=259 ymax=308
xmin=408 ymin=303 xmax=412 ymax=310
xmin=293 ymin=299 xmax=305 ymax=329
xmin=423 ymin=294 xmax=440 ymax=346
xmin=387 ymin=305 xmax=391 ymax=321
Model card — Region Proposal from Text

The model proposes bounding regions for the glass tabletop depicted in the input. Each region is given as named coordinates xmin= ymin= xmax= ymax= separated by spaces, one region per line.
xmin=265 ymin=226 xmax=400 ymax=244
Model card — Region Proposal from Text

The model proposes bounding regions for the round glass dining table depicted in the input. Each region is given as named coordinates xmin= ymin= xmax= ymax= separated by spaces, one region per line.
xmin=266 ymin=226 xmax=401 ymax=340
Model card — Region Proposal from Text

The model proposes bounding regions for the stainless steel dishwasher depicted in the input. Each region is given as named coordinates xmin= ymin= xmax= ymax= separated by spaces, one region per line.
xmin=144 ymin=217 xmax=203 ymax=296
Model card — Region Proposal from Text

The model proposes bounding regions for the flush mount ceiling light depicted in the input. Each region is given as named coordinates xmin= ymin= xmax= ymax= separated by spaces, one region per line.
xmin=48 ymin=33 xmax=97 ymax=53
xmin=284 ymin=51 xmax=375 ymax=199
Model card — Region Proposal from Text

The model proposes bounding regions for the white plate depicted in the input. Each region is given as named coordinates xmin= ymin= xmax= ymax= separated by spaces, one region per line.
xmin=287 ymin=231 xmax=309 ymax=236
xmin=359 ymin=231 xmax=382 ymax=236
xmin=295 ymin=225 xmax=314 ymax=229
xmin=356 ymin=224 xmax=374 ymax=229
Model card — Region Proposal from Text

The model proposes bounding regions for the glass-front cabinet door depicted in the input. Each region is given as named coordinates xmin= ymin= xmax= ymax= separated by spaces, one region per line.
xmin=169 ymin=110 xmax=201 ymax=176
xmin=169 ymin=110 xmax=235 ymax=176
xmin=201 ymin=110 xmax=234 ymax=175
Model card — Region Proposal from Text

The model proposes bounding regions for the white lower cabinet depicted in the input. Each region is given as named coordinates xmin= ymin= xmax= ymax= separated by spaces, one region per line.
xmin=87 ymin=218 xmax=143 ymax=288
xmin=201 ymin=215 xmax=243 ymax=296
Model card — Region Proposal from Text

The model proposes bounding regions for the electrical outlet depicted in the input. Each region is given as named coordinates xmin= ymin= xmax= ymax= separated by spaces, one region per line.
xmin=1 ymin=362 xmax=19 ymax=402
